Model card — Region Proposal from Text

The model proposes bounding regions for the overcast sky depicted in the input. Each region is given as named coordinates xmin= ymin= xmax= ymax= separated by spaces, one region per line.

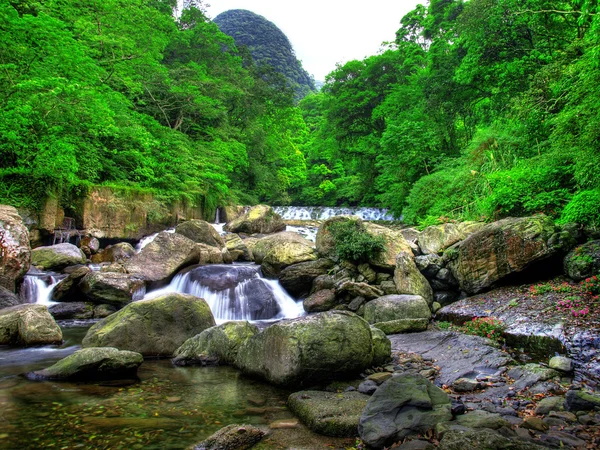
xmin=192 ymin=0 xmax=422 ymax=81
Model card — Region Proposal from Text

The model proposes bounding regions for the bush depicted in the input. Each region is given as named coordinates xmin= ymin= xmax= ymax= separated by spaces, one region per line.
xmin=582 ymin=275 xmax=600 ymax=295
xmin=328 ymin=219 xmax=386 ymax=263
xmin=558 ymin=189 xmax=600 ymax=228
xmin=460 ymin=317 xmax=506 ymax=344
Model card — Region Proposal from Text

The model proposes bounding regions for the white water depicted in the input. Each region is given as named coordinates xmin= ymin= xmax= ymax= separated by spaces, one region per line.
xmin=273 ymin=206 xmax=396 ymax=221
xmin=143 ymin=265 xmax=304 ymax=323
xmin=286 ymin=225 xmax=318 ymax=242
xmin=135 ymin=228 xmax=176 ymax=252
xmin=22 ymin=275 xmax=61 ymax=306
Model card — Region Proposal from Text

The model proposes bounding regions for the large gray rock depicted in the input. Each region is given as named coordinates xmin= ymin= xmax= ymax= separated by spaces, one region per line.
xmin=251 ymin=232 xmax=314 ymax=264
xmin=261 ymin=241 xmax=317 ymax=278
xmin=365 ymin=295 xmax=431 ymax=335
xmin=0 ymin=285 xmax=24 ymax=309
xmin=79 ymin=272 xmax=145 ymax=307
xmin=82 ymin=293 xmax=216 ymax=357
xmin=394 ymin=252 xmax=433 ymax=306
xmin=235 ymin=311 xmax=377 ymax=386
xmin=288 ymin=390 xmax=370 ymax=437
xmin=223 ymin=205 xmax=285 ymax=235
xmin=446 ymin=216 xmax=561 ymax=294
xmin=0 ymin=205 xmax=30 ymax=291
xmin=224 ymin=233 xmax=253 ymax=262
xmin=303 ymin=289 xmax=337 ymax=313
xmin=418 ymin=222 xmax=484 ymax=255
xmin=172 ymin=321 xmax=259 ymax=366
xmin=49 ymin=302 xmax=94 ymax=320
xmin=31 ymin=243 xmax=85 ymax=271
xmin=125 ymin=232 xmax=222 ymax=284
xmin=29 ymin=347 xmax=143 ymax=380
xmin=564 ymin=240 xmax=600 ymax=281
xmin=175 ymin=219 xmax=225 ymax=248
xmin=364 ymin=223 xmax=414 ymax=270
xmin=278 ymin=258 xmax=334 ymax=297
xmin=0 ymin=304 xmax=62 ymax=346
xmin=371 ymin=326 xmax=392 ymax=366
xmin=358 ymin=374 xmax=452 ymax=448
xmin=190 ymin=424 xmax=265 ymax=450
xmin=51 ymin=266 xmax=91 ymax=302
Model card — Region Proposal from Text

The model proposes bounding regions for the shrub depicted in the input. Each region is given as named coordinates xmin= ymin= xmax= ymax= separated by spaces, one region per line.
xmin=460 ymin=317 xmax=506 ymax=344
xmin=582 ymin=275 xmax=600 ymax=295
xmin=328 ymin=219 xmax=386 ymax=263
xmin=558 ymin=189 xmax=600 ymax=229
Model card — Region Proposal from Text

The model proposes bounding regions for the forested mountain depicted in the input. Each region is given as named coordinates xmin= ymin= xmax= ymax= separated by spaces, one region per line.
xmin=296 ymin=0 xmax=600 ymax=228
xmin=213 ymin=9 xmax=316 ymax=99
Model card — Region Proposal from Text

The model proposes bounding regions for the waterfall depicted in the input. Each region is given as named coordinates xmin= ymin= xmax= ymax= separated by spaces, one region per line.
xmin=273 ymin=206 xmax=396 ymax=221
xmin=21 ymin=274 xmax=62 ymax=306
xmin=143 ymin=264 xmax=304 ymax=322
xmin=214 ymin=208 xmax=221 ymax=224
xmin=135 ymin=228 xmax=176 ymax=252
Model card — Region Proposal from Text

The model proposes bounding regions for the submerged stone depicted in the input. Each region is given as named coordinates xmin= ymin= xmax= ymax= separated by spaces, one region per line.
xmin=190 ymin=424 xmax=265 ymax=450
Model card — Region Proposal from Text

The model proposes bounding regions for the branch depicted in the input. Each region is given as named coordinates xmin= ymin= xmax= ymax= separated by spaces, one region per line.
xmin=143 ymin=85 xmax=172 ymax=128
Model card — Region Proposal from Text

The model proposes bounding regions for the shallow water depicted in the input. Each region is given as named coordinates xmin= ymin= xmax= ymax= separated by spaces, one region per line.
xmin=0 ymin=324 xmax=354 ymax=450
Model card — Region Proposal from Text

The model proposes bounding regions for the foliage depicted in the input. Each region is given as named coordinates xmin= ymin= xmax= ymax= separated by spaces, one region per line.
xmin=529 ymin=280 xmax=578 ymax=296
xmin=558 ymin=189 xmax=600 ymax=228
xmin=582 ymin=275 xmax=600 ymax=295
xmin=460 ymin=317 xmax=506 ymax=344
xmin=328 ymin=219 xmax=386 ymax=263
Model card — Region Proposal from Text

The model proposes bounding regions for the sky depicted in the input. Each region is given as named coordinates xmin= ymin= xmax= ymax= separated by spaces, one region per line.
xmin=187 ymin=0 xmax=422 ymax=81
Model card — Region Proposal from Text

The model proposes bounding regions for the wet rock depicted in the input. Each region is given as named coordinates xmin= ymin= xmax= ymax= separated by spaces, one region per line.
xmin=359 ymin=380 xmax=378 ymax=395
xmin=358 ymin=374 xmax=452 ymax=448
xmin=235 ymin=311 xmax=377 ymax=386
xmin=172 ymin=321 xmax=259 ymax=366
xmin=534 ymin=396 xmax=565 ymax=415
xmin=0 ymin=285 xmax=23 ymax=310
xmin=438 ymin=429 xmax=548 ymax=450
xmin=450 ymin=410 xmax=509 ymax=430
xmin=311 ymin=274 xmax=335 ymax=293
xmin=372 ymin=318 xmax=429 ymax=335
xmin=31 ymin=243 xmax=85 ymax=271
xmin=251 ymin=232 xmax=312 ymax=264
xmin=452 ymin=378 xmax=482 ymax=392
xmin=539 ymin=430 xmax=587 ymax=448
xmin=0 ymin=205 xmax=31 ymax=291
xmin=261 ymin=240 xmax=317 ymax=278
xmin=565 ymin=389 xmax=600 ymax=412
xmin=0 ymin=304 xmax=62 ymax=345
xmin=522 ymin=416 xmax=548 ymax=432
xmin=415 ymin=254 xmax=443 ymax=278
xmin=29 ymin=347 xmax=143 ymax=380
xmin=175 ymin=219 xmax=225 ymax=248
xmin=338 ymin=281 xmax=383 ymax=300
xmin=49 ymin=302 xmax=94 ymax=320
xmin=51 ymin=266 xmax=91 ymax=302
xmin=303 ymin=289 xmax=337 ymax=313
xmin=91 ymin=242 xmax=136 ymax=264
xmin=433 ymin=291 xmax=459 ymax=307
xmin=371 ymin=326 xmax=392 ymax=367
xmin=190 ymin=424 xmax=265 ymax=450
xmin=80 ymin=272 xmax=145 ymax=307
xmin=278 ymin=258 xmax=334 ymax=297
xmin=224 ymin=233 xmax=253 ymax=262
xmin=364 ymin=295 xmax=431 ymax=332
xmin=394 ymin=252 xmax=434 ymax=306
xmin=549 ymin=355 xmax=573 ymax=372
xmin=564 ymin=240 xmax=600 ymax=281
xmin=446 ymin=216 xmax=560 ymax=295
xmin=288 ymin=390 xmax=370 ymax=437
xmin=82 ymin=293 xmax=216 ymax=357
xmin=223 ymin=205 xmax=285 ymax=235
xmin=507 ymin=364 xmax=560 ymax=390
xmin=418 ymin=222 xmax=485 ymax=256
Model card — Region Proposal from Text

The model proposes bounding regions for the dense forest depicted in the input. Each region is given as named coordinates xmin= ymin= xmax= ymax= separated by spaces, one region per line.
xmin=213 ymin=9 xmax=315 ymax=99
xmin=1 ymin=0 xmax=600 ymax=227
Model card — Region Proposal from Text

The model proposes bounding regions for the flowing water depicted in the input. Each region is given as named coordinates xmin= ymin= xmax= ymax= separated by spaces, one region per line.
xmin=0 ymin=325 xmax=354 ymax=450
xmin=20 ymin=271 xmax=63 ymax=306
xmin=273 ymin=206 xmax=396 ymax=221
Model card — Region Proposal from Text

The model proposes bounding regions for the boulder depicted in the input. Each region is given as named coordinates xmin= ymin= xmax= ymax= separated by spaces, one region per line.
xmin=31 ymin=243 xmax=85 ymax=271
xmin=358 ymin=374 xmax=452 ymax=448
xmin=224 ymin=233 xmax=253 ymax=262
xmin=29 ymin=347 xmax=143 ymax=380
xmin=223 ymin=205 xmax=285 ymax=235
xmin=261 ymin=241 xmax=317 ymax=278
xmin=49 ymin=302 xmax=94 ymax=320
xmin=337 ymin=281 xmax=383 ymax=300
xmin=125 ymin=232 xmax=221 ymax=284
xmin=549 ymin=355 xmax=573 ymax=372
xmin=564 ymin=240 xmax=600 ymax=281
xmin=418 ymin=222 xmax=484 ymax=255
xmin=94 ymin=304 xmax=117 ymax=318
xmin=0 ymin=285 xmax=24 ymax=310
xmin=0 ymin=205 xmax=31 ymax=291
xmin=371 ymin=319 xmax=430 ymax=335
xmin=364 ymin=295 xmax=431 ymax=325
xmin=288 ymin=390 xmax=370 ymax=437
xmin=251 ymin=232 xmax=313 ymax=264
xmin=400 ymin=227 xmax=422 ymax=256
xmin=79 ymin=272 xmax=145 ymax=307
xmin=565 ymin=389 xmax=600 ymax=412
xmin=79 ymin=236 xmax=100 ymax=255
xmin=278 ymin=258 xmax=334 ymax=297
xmin=235 ymin=311 xmax=376 ymax=386
xmin=91 ymin=242 xmax=136 ymax=264
xmin=364 ymin=223 xmax=414 ymax=269
xmin=0 ymin=304 xmax=62 ymax=346
xmin=446 ymin=216 xmax=561 ymax=294
xmin=370 ymin=326 xmax=392 ymax=366
xmin=172 ymin=321 xmax=259 ymax=366
xmin=82 ymin=293 xmax=216 ymax=357
xmin=394 ymin=252 xmax=434 ymax=306
xmin=190 ymin=424 xmax=265 ymax=450
xmin=303 ymin=289 xmax=337 ymax=313
xmin=175 ymin=220 xmax=225 ymax=248
xmin=51 ymin=266 xmax=91 ymax=302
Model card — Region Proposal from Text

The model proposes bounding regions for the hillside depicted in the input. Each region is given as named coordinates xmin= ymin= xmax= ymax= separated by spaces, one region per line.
xmin=213 ymin=9 xmax=315 ymax=99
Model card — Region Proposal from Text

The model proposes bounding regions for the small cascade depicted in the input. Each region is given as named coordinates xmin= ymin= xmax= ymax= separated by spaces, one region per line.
xmin=135 ymin=228 xmax=176 ymax=252
xmin=273 ymin=206 xmax=396 ymax=221
xmin=144 ymin=264 xmax=303 ymax=322
xmin=214 ymin=208 xmax=221 ymax=224
xmin=21 ymin=273 xmax=62 ymax=306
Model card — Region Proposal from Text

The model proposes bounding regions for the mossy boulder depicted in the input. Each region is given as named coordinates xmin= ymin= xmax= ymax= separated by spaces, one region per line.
xmin=0 ymin=205 xmax=31 ymax=291
xmin=364 ymin=223 xmax=414 ymax=270
xmin=372 ymin=318 xmax=430 ymax=335
xmin=394 ymin=252 xmax=434 ymax=306
xmin=91 ymin=242 xmax=136 ymax=264
xmin=418 ymin=222 xmax=484 ymax=255
xmin=315 ymin=216 xmax=357 ymax=258
xmin=370 ymin=326 xmax=392 ymax=366
xmin=49 ymin=302 xmax=95 ymax=320
xmin=261 ymin=241 xmax=317 ymax=278
xmin=279 ymin=258 xmax=334 ymax=297
xmin=172 ymin=321 xmax=259 ymax=366
xmin=251 ymin=232 xmax=313 ymax=264
xmin=175 ymin=220 xmax=225 ymax=249
xmin=82 ymin=293 xmax=216 ymax=357
xmin=80 ymin=272 xmax=145 ymax=307
xmin=288 ymin=390 xmax=370 ymax=437
xmin=31 ymin=243 xmax=86 ymax=271
xmin=223 ymin=205 xmax=285 ymax=235
xmin=29 ymin=347 xmax=143 ymax=380
xmin=564 ymin=240 xmax=600 ymax=281
xmin=224 ymin=233 xmax=254 ymax=262
xmin=51 ymin=266 xmax=91 ymax=302
xmin=0 ymin=304 xmax=62 ymax=346
xmin=364 ymin=295 xmax=431 ymax=324
xmin=234 ymin=311 xmax=376 ymax=386
xmin=303 ymin=289 xmax=337 ymax=313
xmin=446 ymin=216 xmax=561 ymax=294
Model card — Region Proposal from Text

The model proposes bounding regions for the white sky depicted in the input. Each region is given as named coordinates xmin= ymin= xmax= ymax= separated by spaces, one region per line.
xmin=196 ymin=0 xmax=422 ymax=81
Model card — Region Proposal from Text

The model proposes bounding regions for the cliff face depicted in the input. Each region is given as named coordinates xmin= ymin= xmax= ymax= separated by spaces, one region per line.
xmin=213 ymin=9 xmax=315 ymax=99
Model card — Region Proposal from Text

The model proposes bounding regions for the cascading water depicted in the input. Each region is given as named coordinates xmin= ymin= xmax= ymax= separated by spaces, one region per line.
xmin=21 ymin=272 xmax=63 ymax=306
xmin=273 ymin=206 xmax=396 ymax=221
xmin=135 ymin=227 xmax=176 ymax=252
xmin=144 ymin=264 xmax=304 ymax=322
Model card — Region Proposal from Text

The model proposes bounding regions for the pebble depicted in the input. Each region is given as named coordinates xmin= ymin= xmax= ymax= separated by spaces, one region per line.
xmin=269 ymin=420 xmax=298 ymax=429
xmin=522 ymin=416 xmax=548 ymax=432
xmin=165 ymin=396 xmax=181 ymax=403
